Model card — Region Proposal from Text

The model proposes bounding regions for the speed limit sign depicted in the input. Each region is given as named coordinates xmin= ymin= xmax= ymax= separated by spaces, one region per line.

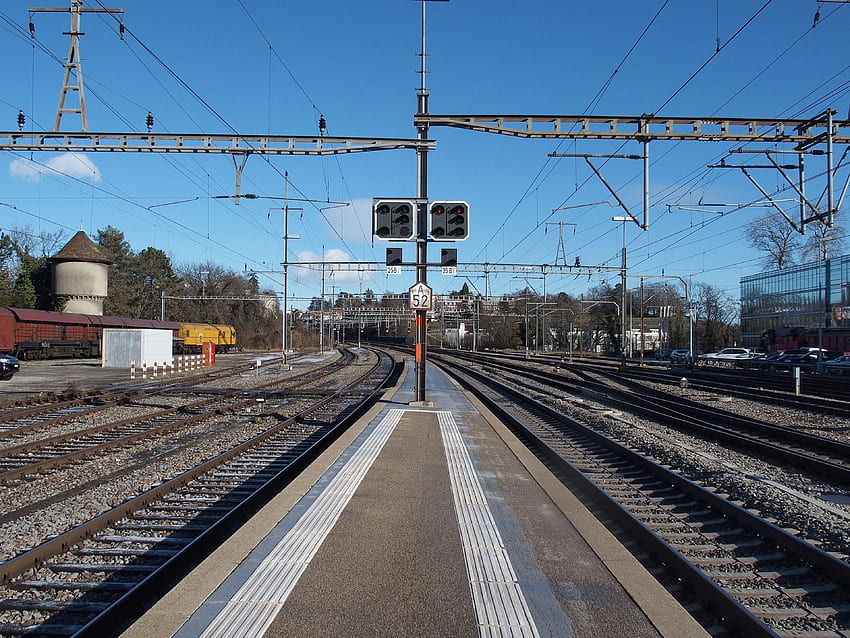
xmin=408 ymin=282 xmax=433 ymax=310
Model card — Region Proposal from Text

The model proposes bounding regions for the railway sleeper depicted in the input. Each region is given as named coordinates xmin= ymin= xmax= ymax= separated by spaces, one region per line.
xmin=755 ymin=566 xmax=815 ymax=579
xmin=200 ymin=477 xmax=269 ymax=486
xmin=719 ymin=538 xmax=766 ymax=550
xmin=48 ymin=563 xmax=158 ymax=574
xmin=731 ymin=583 xmax=843 ymax=601
xmin=146 ymin=504 xmax=232 ymax=513
xmin=130 ymin=513 xmax=221 ymax=523
xmin=180 ymin=483 xmax=254 ymax=496
xmin=114 ymin=522 xmax=209 ymax=532
xmin=686 ymin=555 xmax=763 ymax=567
xmin=11 ymin=579 xmax=133 ymax=591
xmin=662 ymin=528 xmax=748 ymax=541
xmin=0 ymin=598 xmax=109 ymax=613
xmin=96 ymin=534 xmax=192 ymax=545
xmin=647 ymin=516 xmax=729 ymax=530
xmin=747 ymin=605 xmax=820 ymax=619
xmin=74 ymin=547 xmax=177 ymax=558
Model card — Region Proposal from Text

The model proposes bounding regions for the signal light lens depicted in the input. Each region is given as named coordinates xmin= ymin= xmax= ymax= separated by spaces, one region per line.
xmin=372 ymin=199 xmax=416 ymax=240
xmin=429 ymin=201 xmax=469 ymax=240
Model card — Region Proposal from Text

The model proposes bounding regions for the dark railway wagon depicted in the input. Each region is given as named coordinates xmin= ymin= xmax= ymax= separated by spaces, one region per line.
xmin=0 ymin=307 xmax=182 ymax=360
xmin=774 ymin=326 xmax=850 ymax=353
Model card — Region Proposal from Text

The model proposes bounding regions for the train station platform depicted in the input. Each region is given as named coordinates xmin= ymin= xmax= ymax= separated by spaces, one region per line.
xmin=121 ymin=357 xmax=707 ymax=638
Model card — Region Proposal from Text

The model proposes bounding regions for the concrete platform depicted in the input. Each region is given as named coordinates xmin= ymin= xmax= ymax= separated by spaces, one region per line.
xmin=121 ymin=359 xmax=708 ymax=638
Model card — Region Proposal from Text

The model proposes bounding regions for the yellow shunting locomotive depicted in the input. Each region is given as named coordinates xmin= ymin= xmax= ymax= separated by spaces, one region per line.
xmin=175 ymin=323 xmax=237 ymax=353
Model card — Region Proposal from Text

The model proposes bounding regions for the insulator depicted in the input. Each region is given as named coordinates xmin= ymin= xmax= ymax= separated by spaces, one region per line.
xmin=119 ymin=22 xmax=125 ymax=40
xmin=17 ymin=110 xmax=25 ymax=130
xmin=318 ymin=115 xmax=327 ymax=135
xmin=29 ymin=21 xmax=35 ymax=38
xmin=146 ymin=111 xmax=154 ymax=132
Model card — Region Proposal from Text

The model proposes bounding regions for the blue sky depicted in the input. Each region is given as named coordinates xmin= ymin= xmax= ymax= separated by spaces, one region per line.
xmin=0 ymin=0 xmax=848 ymax=310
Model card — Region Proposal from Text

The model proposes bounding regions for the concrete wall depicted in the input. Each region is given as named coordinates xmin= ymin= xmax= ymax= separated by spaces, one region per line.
xmin=54 ymin=261 xmax=108 ymax=297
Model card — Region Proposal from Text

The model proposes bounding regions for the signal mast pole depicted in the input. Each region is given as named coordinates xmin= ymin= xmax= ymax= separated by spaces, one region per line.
xmin=414 ymin=0 xmax=434 ymax=403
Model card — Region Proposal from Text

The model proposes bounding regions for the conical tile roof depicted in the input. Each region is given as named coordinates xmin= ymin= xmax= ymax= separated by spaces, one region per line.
xmin=51 ymin=230 xmax=112 ymax=264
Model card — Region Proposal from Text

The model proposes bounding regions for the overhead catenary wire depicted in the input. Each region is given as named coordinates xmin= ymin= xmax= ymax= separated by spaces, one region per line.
xmin=473 ymin=0 xmax=672 ymax=265
xmin=502 ymin=0 xmax=848 ymax=285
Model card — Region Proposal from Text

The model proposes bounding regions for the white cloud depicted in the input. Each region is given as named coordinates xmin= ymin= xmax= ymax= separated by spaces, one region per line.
xmin=9 ymin=152 xmax=101 ymax=182
xmin=320 ymin=198 xmax=373 ymax=243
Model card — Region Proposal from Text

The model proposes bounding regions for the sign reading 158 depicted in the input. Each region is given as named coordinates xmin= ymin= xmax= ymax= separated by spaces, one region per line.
xmin=408 ymin=282 xmax=433 ymax=310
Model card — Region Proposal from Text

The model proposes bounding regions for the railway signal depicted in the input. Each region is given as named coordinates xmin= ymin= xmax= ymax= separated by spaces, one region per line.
xmin=386 ymin=247 xmax=402 ymax=275
xmin=372 ymin=199 xmax=415 ymax=240
xmin=429 ymin=201 xmax=469 ymax=240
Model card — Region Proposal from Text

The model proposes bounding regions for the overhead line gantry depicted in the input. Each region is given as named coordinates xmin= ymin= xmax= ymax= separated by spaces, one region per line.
xmin=412 ymin=113 xmax=850 ymax=144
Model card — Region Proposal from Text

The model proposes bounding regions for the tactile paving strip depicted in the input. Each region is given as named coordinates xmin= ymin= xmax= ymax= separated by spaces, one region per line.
xmin=199 ymin=408 xmax=406 ymax=638
xmin=438 ymin=410 xmax=540 ymax=638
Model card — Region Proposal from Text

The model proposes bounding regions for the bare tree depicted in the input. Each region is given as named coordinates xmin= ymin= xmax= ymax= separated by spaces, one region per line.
xmin=744 ymin=210 xmax=800 ymax=270
xmin=801 ymin=218 xmax=845 ymax=262
xmin=692 ymin=282 xmax=738 ymax=351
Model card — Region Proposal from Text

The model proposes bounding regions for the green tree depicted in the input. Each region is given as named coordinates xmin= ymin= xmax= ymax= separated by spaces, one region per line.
xmin=131 ymin=247 xmax=181 ymax=318
xmin=0 ymin=234 xmax=16 ymax=306
xmin=96 ymin=226 xmax=136 ymax=316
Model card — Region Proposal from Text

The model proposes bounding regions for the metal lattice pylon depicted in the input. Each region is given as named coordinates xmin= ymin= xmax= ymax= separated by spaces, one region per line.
xmin=30 ymin=0 xmax=124 ymax=131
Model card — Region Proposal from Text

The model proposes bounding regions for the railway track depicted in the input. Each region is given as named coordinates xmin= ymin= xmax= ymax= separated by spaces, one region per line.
xmin=0 ymin=355 xmax=268 ymax=434
xmin=447 ymin=350 xmax=850 ymax=484
xmin=0 ymin=347 xmax=400 ymax=637
xmin=530 ymin=353 xmax=850 ymax=412
xmin=431 ymin=351 xmax=850 ymax=637
xmin=0 ymin=353 xmax=354 ymax=485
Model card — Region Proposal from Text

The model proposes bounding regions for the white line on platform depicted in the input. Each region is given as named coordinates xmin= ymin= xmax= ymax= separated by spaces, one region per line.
xmin=198 ymin=408 xmax=405 ymax=638
xmin=438 ymin=410 xmax=541 ymax=638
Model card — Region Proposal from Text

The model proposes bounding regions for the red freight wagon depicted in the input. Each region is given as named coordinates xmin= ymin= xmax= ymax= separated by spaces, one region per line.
xmin=0 ymin=307 xmax=182 ymax=359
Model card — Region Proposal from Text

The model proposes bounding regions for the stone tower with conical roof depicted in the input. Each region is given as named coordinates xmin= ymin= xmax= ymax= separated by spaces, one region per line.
xmin=50 ymin=230 xmax=111 ymax=315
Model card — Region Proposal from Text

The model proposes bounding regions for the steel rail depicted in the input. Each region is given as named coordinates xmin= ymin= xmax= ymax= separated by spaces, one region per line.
xmin=448 ymin=350 xmax=850 ymax=482
xmin=0 ymin=353 xmax=353 ymax=482
xmin=0 ymin=349 xmax=400 ymax=637
xmin=431 ymin=352 xmax=850 ymax=637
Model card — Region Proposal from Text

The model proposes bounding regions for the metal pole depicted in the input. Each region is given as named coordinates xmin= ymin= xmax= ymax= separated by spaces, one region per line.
xmin=282 ymin=174 xmax=290 ymax=362
xmin=827 ymin=109 xmax=835 ymax=225
xmin=319 ymin=261 xmax=325 ymax=354
xmin=524 ymin=297 xmax=529 ymax=359
xmin=686 ymin=279 xmax=694 ymax=367
xmin=542 ymin=273 xmax=547 ymax=352
xmin=799 ymin=153 xmax=807 ymax=233
xmin=414 ymin=0 xmax=430 ymax=403
xmin=621 ymin=221 xmax=627 ymax=367
xmin=643 ymin=139 xmax=650 ymax=229
xmin=640 ymin=278 xmax=645 ymax=366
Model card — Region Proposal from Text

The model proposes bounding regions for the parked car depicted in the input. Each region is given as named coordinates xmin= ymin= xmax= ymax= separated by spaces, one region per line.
xmin=824 ymin=354 xmax=850 ymax=375
xmin=749 ymin=350 xmax=788 ymax=370
xmin=767 ymin=348 xmax=844 ymax=372
xmin=670 ymin=349 xmax=701 ymax=364
xmin=699 ymin=348 xmax=754 ymax=365
xmin=0 ymin=354 xmax=20 ymax=380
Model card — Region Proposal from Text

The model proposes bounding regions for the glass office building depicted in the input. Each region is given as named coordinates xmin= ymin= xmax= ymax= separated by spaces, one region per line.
xmin=740 ymin=254 xmax=850 ymax=349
